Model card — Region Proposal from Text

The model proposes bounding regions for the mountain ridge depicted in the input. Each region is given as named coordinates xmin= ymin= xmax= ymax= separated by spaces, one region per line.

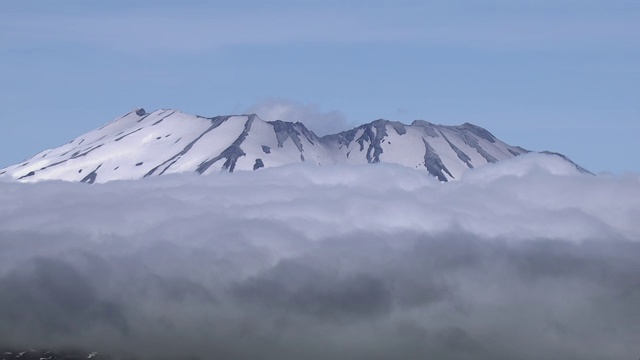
xmin=0 ymin=108 xmax=589 ymax=183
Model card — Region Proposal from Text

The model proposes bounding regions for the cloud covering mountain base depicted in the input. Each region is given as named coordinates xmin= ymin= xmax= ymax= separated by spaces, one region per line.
xmin=0 ymin=155 xmax=639 ymax=359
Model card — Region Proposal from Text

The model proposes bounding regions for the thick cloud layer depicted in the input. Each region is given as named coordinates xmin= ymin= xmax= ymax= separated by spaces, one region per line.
xmin=1 ymin=155 xmax=639 ymax=359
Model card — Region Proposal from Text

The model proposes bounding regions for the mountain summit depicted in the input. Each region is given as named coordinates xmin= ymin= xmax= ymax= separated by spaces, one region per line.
xmin=0 ymin=108 xmax=588 ymax=183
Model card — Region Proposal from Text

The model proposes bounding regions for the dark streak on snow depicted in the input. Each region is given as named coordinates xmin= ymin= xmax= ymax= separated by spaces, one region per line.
xmin=19 ymin=144 xmax=106 ymax=179
xmin=71 ymin=145 xmax=104 ymax=159
xmin=261 ymin=145 xmax=271 ymax=154
xmin=37 ymin=161 xmax=62 ymax=172
xmin=80 ymin=164 xmax=102 ymax=184
xmin=456 ymin=130 xmax=498 ymax=164
xmin=151 ymin=110 xmax=176 ymax=126
xmin=115 ymin=128 xmax=143 ymax=142
xmin=196 ymin=115 xmax=256 ymax=174
xmin=98 ymin=108 xmax=141 ymax=130
xmin=440 ymin=131 xmax=474 ymax=169
xmin=17 ymin=171 xmax=35 ymax=180
xmin=145 ymin=116 xmax=232 ymax=177
xmin=423 ymin=138 xmax=453 ymax=182
xmin=91 ymin=107 xmax=158 ymax=135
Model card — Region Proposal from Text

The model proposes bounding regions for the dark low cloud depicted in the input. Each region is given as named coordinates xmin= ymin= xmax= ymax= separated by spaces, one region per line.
xmin=0 ymin=159 xmax=639 ymax=359
xmin=232 ymin=259 xmax=393 ymax=321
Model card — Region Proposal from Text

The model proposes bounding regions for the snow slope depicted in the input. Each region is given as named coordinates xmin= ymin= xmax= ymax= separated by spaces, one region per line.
xmin=0 ymin=108 xmax=589 ymax=183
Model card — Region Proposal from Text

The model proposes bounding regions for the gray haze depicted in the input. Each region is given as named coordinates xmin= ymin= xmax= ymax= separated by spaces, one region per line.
xmin=0 ymin=156 xmax=639 ymax=359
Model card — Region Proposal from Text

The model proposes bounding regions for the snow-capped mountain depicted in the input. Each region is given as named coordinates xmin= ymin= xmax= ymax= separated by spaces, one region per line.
xmin=0 ymin=108 xmax=588 ymax=183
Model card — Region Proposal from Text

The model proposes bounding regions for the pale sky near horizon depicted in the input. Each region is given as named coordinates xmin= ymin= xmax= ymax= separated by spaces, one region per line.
xmin=1 ymin=0 xmax=638 ymax=173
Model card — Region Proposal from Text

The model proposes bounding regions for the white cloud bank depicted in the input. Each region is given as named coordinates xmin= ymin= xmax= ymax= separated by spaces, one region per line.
xmin=0 ymin=154 xmax=639 ymax=359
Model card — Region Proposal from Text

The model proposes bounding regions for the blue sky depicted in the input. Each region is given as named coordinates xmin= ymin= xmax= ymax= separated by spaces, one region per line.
xmin=1 ymin=0 xmax=638 ymax=173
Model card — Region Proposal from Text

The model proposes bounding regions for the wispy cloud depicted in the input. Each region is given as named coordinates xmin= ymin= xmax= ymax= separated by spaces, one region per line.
xmin=1 ymin=2 xmax=637 ymax=54
xmin=0 ymin=9 xmax=415 ymax=54
xmin=246 ymin=98 xmax=349 ymax=136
